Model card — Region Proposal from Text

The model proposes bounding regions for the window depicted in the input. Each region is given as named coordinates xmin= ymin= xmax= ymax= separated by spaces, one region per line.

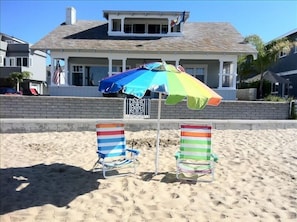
xmin=133 ymin=24 xmax=145 ymax=33
xmin=112 ymin=19 xmax=121 ymax=31
xmin=72 ymin=65 xmax=83 ymax=86
xmin=148 ymin=24 xmax=160 ymax=34
xmin=184 ymin=65 xmax=207 ymax=82
xmin=222 ymin=62 xmax=233 ymax=87
xmin=6 ymin=57 xmax=15 ymax=67
xmin=124 ymin=24 xmax=132 ymax=33
xmin=119 ymin=66 xmax=131 ymax=72
xmin=88 ymin=66 xmax=108 ymax=86
xmin=17 ymin=58 xmax=22 ymax=66
xmin=16 ymin=57 xmax=29 ymax=67
xmin=23 ymin=58 xmax=28 ymax=67
xmin=10 ymin=58 xmax=15 ymax=66
xmin=122 ymin=18 xmax=168 ymax=35
xmin=279 ymin=50 xmax=287 ymax=58
xmin=171 ymin=24 xmax=181 ymax=33
xmin=148 ymin=24 xmax=168 ymax=34
xmin=73 ymin=65 xmax=120 ymax=86
xmin=295 ymin=38 xmax=297 ymax=53
xmin=73 ymin=65 xmax=83 ymax=72
xmin=161 ymin=25 xmax=168 ymax=34
xmin=271 ymin=82 xmax=279 ymax=95
xmin=72 ymin=73 xmax=83 ymax=86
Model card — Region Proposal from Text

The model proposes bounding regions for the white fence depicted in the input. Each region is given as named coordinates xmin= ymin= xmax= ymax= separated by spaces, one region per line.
xmin=124 ymin=98 xmax=151 ymax=119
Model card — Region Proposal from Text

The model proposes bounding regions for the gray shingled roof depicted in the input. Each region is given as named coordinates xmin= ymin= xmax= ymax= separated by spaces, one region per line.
xmin=32 ymin=20 xmax=257 ymax=55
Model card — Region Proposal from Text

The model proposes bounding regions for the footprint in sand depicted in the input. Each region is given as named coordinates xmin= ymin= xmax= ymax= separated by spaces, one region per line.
xmin=122 ymin=178 xmax=129 ymax=191
xmin=287 ymin=211 xmax=297 ymax=219
xmin=170 ymin=193 xmax=180 ymax=199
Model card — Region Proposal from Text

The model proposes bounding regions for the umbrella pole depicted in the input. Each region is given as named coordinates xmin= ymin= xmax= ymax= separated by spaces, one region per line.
xmin=155 ymin=93 xmax=162 ymax=175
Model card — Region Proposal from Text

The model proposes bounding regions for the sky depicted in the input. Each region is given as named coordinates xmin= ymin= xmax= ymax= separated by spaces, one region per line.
xmin=1 ymin=0 xmax=296 ymax=45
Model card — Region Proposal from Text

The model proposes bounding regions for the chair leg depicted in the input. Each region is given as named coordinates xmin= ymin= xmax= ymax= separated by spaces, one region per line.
xmin=102 ymin=163 xmax=138 ymax=179
xmin=91 ymin=160 xmax=100 ymax=172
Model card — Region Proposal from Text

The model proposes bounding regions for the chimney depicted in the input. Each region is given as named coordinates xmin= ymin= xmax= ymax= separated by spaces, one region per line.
xmin=66 ymin=7 xmax=76 ymax=25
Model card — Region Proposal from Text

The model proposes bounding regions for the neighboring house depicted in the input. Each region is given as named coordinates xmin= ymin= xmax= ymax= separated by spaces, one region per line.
xmin=31 ymin=7 xmax=257 ymax=99
xmin=268 ymin=28 xmax=297 ymax=98
xmin=0 ymin=33 xmax=47 ymax=95
xmin=244 ymin=70 xmax=291 ymax=98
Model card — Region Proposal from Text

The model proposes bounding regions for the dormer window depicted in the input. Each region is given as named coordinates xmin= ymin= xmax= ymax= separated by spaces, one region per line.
xmin=124 ymin=24 xmax=132 ymax=33
xmin=171 ymin=24 xmax=181 ymax=33
xmin=112 ymin=19 xmax=121 ymax=31
xmin=104 ymin=10 xmax=189 ymax=37
xmin=133 ymin=24 xmax=145 ymax=34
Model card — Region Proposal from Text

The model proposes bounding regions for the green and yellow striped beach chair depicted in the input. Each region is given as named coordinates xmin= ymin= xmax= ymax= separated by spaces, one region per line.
xmin=175 ymin=124 xmax=218 ymax=182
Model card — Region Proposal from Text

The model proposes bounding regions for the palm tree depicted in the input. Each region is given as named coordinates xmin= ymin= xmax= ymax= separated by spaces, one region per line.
xmin=237 ymin=54 xmax=256 ymax=88
xmin=238 ymin=35 xmax=292 ymax=98
xmin=9 ymin=71 xmax=32 ymax=92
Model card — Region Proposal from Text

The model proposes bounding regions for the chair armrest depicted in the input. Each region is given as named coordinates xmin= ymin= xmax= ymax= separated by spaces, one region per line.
xmin=211 ymin=153 xmax=218 ymax=162
xmin=97 ymin=151 xmax=106 ymax=159
xmin=126 ymin=148 xmax=140 ymax=156
xmin=175 ymin=151 xmax=181 ymax=160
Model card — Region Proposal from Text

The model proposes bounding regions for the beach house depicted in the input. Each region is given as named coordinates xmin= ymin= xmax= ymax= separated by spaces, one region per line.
xmin=0 ymin=33 xmax=47 ymax=95
xmin=268 ymin=29 xmax=297 ymax=98
xmin=32 ymin=7 xmax=257 ymax=99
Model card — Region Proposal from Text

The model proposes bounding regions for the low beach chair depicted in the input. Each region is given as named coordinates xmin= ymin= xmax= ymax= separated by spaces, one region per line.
xmin=175 ymin=124 xmax=218 ymax=182
xmin=92 ymin=123 xmax=140 ymax=178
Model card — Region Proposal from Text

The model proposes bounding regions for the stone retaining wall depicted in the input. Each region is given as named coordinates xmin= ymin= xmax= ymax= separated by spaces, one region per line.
xmin=0 ymin=95 xmax=291 ymax=119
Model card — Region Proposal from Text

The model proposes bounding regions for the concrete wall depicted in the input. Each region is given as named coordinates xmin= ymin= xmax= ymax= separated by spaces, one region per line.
xmin=0 ymin=95 xmax=291 ymax=119
xmin=237 ymin=88 xmax=257 ymax=101
xmin=1 ymin=119 xmax=297 ymax=133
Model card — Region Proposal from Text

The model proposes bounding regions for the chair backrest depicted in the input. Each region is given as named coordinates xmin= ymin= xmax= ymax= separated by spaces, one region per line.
xmin=96 ymin=123 xmax=126 ymax=159
xmin=180 ymin=124 xmax=212 ymax=161
xmin=30 ymin=88 xmax=39 ymax=95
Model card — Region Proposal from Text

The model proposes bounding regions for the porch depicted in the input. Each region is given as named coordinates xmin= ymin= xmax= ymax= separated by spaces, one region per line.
xmin=48 ymin=53 xmax=239 ymax=100
xmin=48 ymin=85 xmax=236 ymax=100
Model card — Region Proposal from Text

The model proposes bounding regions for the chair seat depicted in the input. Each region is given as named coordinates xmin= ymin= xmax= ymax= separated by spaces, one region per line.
xmin=100 ymin=158 xmax=136 ymax=169
xmin=177 ymin=162 xmax=212 ymax=174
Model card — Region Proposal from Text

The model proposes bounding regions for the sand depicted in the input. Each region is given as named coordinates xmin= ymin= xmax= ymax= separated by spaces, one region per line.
xmin=0 ymin=128 xmax=296 ymax=222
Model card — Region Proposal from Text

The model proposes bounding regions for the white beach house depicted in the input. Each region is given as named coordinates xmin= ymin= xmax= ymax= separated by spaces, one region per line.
xmin=32 ymin=7 xmax=257 ymax=99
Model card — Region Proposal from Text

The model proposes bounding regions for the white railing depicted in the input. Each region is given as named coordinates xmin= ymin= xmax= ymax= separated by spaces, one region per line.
xmin=124 ymin=98 xmax=151 ymax=119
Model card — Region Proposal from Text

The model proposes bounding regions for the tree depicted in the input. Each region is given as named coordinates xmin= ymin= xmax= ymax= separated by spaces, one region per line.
xmin=238 ymin=35 xmax=292 ymax=98
xmin=237 ymin=54 xmax=256 ymax=88
xmin=9 ymin=71 xmax=32 ymax=92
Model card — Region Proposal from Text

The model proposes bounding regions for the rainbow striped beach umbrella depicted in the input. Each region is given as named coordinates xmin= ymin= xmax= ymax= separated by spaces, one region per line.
xmin=99 ymin=61 xmax=222 ymax=174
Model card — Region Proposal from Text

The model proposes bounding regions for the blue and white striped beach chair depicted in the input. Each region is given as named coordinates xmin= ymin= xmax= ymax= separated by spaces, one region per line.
xmin=175 ymin=124 xmax=218 ymax=182
xmin=92 ymin=123 xmax=140 ymax=178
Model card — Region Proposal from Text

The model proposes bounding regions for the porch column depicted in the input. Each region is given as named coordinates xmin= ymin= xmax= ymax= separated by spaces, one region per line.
xmin=232 ymin=61 xmax=237 ymax=89
xmin=121 ymin=18 xmax=124 ymax=33
xmin=218 ymin=59 xmax=223 ymax=89
xmin=51 ymin=57 xmax=55 ymax=85
xmin=108 ymin=58 xmax=113 ymax=77
xmin=122 ymin=58 xmax=127 ymax=72
xmin=64 ymin=57 xmax=69 ymax=85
